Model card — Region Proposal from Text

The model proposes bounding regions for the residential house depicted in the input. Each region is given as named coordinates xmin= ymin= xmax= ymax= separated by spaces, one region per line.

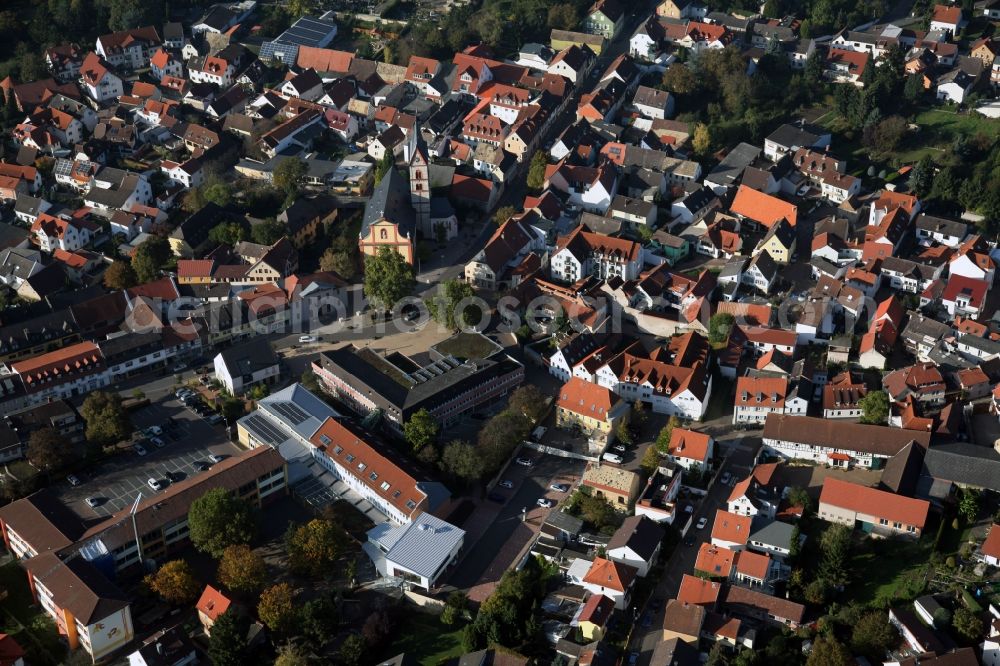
xmin=883 ymin=363 xmax=946 ymax=408
xmin=550 ymin=226 xmax=642 ymax=282
xmin=581 ymin=462 xmax=641 ymax=510
xmin=30 ymin=213 xmax=98 ymax=253
xmin=555 ymin=377 xmax=631 ymax=442
xmin=667 ymin=428 xmax=714 ymax=471
xmin=721 ymin=585 xmax=805 ymax=629
xmin=930 ymin=4 xmax=965 ymax=34
xmin=574 ymin=594 xmax=615 ymax=642
xmin=819 ymin=477 xmax=929 ymax=539
xmin=96 ymin=26 xmax=161 ymax=70
xmin=729 ymin=185 xmax=798 ymax=231
xmin=607 ymin=515 xmax=664 ymax=577
xmin=825 ymin=48 xmax=870 ymax=86
xmin=127 ymin=626 xmax=197 ymax=666
xmin=752 ymin=218 xmax=796 ymax=264
xmin=711 ymin=510 xmax=752 ymax=551
xmin=195 ymin=586 xmax=231 ymax=637
xmin=763 ymin=122 xmax=831 ymax=161
xmin=822 ymin=377 xmax=867 ymax=419
xmin=632 ymin=85 xmax=674 ymax=119
xmin=915 ymin=213 xmax=968 ymax=247
xmin=662 ymin=600 xmax=706 ymax=644
xmin=939 ymin=275 xmax=988 ymax=317
xmin=727 ymin=463 xmax=781 ymax=520
xmin=213 ymin=337 xmax=281 ymax=395
xmin=583 ymin=0 xmax=625 ymax=40
xmin=581 ymin=556 xmax=636 ymax=610
xmin=365 ymin=513 xmax=465 ymax=591
xmin=80 ymin=52 xmax=124 ymax=103
xmin=733 ymin=376 xmax=807 ymax=425
xmin=761 ymin=414 xmax=931 ymax=468
xmin=545 ymin=162 xmax=618 ymax=214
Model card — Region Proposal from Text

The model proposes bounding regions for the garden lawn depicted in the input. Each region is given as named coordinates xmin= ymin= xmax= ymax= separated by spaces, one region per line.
xmin=845 ymin=536 xmax=932 ymax=607
xmin=384 ymin=611 xmax=466 ymax=665
xmin=894 ymin=109 xmax=998 ymax=163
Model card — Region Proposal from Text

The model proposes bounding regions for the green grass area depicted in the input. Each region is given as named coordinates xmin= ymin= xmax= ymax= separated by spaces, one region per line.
xmin=891 ymin=108 xmax=997 ymax=163
xmin=383 ymin=611 xmax=467 ymax=665
xmin=432 ymin=332 xmax=501 ymax=360
xmin=845 ymin=536 xmax=931 ymax=607
xmin=0 ymin=562 xmax=66 ymax=665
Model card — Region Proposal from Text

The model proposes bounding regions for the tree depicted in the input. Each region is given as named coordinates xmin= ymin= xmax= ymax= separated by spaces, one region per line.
xmin=787 ymin=486 xmax=813 ymax=514
xmin=819 ymin=524 xmax=852 ymax=588
xmin=804 ymin=577 xmax=831 ymax=605
xmin=131 ymin=235 xmax=171 ymax=283
xmin=273 ymin=157 xmax=306 ymax=197
xmin=364 ymin=247 xmax=415 ymax=310
xmin=258 ymin=583 xmax=297 ymax=635
xmin=655 ymin=416 xmax=679 ymax=454
xmin=661 ymin=63 xmax=697 ymax=94
xmin=692 ymin=123 xmax=712 ymax=156
xmin=187 ymin=488 xmax=257 ymax=558
xmin=708 ymin=312 xmax=735 ymax=344
xmin=208 ymin=610 xmax=249 ymax=666
xmin=546 ymin=3 xmax=578 ymax=29
xmin=217 ymin=544 xmax=267 ymax=594
xmin=319 ymin=246 xmax=355 ymax=277
xmin=220 ymin=398 xmax=245 ymax=424
xmin=301 ymin=595 xmax=339 ymax=647
xmin=404 ymin=408 xmax=439 ymax=452
xmin=851 ymin=611 xmax=899 ymax=661
xmin=859 ymin=390 xmax=889 ymax=424
xmin=910 ymin=155 xmax=934 ymax=196
xmin=959 ymin=488 xmax=980 ymax=523
xmin=274 ymin=644 xmax=310 ymax=666
xmin=492 ymin=205 xmax=517 ymax=225
xmin=103 ymin=261 xmax=138 ymax=290
xmin=250 ymin=218 xmax=286 ymax=245
xmin=426 ymin=278 xmax=477 ymax=330
xmin=575 ymin=492 xmax=615 ymax=529
xmin=285 ymin=518 xmax=343 ymax=577
xmin=807 ymin=634 xmax=854 ymax=666
xmin=81 ymin=392 xmax=132 ymax=446
xmin=864 ymin=115 xmax=907 ymax=155
xmin=507 ymin=385 xmax=549 ymax=423
xmin=953 ymin=608 xmax=983 ymax=642
xmin=441 ymin=440 xmax=486 ymax=483
xmin=26 ymin=427 xmax=74 ymax=472
xmin=208 ymin=221 xmax=246 ymax=246
xmin=362 ymin=608 xmax=394 ymax=645
xmin=904 ymin=72 xmax=925 ymax=102
xmin=640 ymin=444 xmax=661 ymax=474
xmin=374 ymin=151 xmax=394 ymax=184
xmin=527 ymin=151 xmax=548 ymax=190
xmin=144 ymin=559 xmax=200 ymax=605
xmin=202 ymin=180 xmax=234 ymax=208
xmin=441 ymin=591 xmax=468 ymax=625
xmin=339 ymin=633 xmax=366 ymax=666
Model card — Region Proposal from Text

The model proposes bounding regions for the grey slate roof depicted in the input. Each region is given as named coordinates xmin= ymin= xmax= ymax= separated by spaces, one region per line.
xmin=748 ymin=519 xmax=796 ymax=550
xmin=217 ymin=337 xmax=280 ymax=377
xmin=360 ymin=165 xmax=416 ymax=243
xmin=706 ymin=142 xmax=760 ymax=187
xmin=920 ymin=443 xmax=1000 ymax=491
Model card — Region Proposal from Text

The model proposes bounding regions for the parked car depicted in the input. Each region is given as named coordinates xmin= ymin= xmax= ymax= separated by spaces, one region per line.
xmin=498 ymin=480 xmax=514 ymax=489
xmin=145 ymin=426 xmax=163 ymax=437
xmin=487 ymin=492 xmax=506 ymax=503
xmin=147 ymin=478 xmax=163 ymax=491
xmin=515 ymin=457 xmax=533 ymax=466
xmin=720 ymin=472 xmax=731 ymax=485
xmin=683 ymin=535 xmax=696 ymax=547
xmin=85 ymin=497 xmax=101 ymax=508
xmin=684 ymin=504 xmax=694 ymax=513
xmin=199 ymin=375 xmax=212 ymax=386
xmin=135 ymin=443 xmax=148 ymax=456
xmin=298 ymin=335 xmax=317 ymax=343
xmin=165 ymin=471 xmax=184 ymax=482
xmin=602 ymin=452 xmax=623 ymax=464
xmin=613 ymin=445 xmax=627 ymax=453
xmin=208 ymin=454 xmax=225 ymax=464
xmin=550 ymin=483 xmax=569 ymax=493
xmin=174 ymin=388 xmax=192 ymax=399
xmin=195 ymin=461 xmax=211 ymax=471
xmin=150 ymin=436 xmax=165 ymax=448
xmin=696 ymin=517 xmax=708 ymax=530
xmin=207 ymin=414 xmax=224 ymax=425
xmin=66 ymin=474 xmax=81 ymax=486
xmin=536 ymin=498 xmax=555 ymax=508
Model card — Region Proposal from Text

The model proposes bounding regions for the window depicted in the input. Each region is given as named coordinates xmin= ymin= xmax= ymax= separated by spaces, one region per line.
xmin=369 ymin=472 xmax=378 ymax=481
xmin=358 ymin=462 xmax=367 ymax=471
xmin=346 ymin=454 xmax=355 ymax=463
xmin=380 ymin=481 xmax=390 ymax=491
xmin=405 ymin=500 xmax=417 ymax=510
xmin=380 ymin=229 xmax=388 ymax=239
xmin=879 ymin=518 xmax=888 ymax=525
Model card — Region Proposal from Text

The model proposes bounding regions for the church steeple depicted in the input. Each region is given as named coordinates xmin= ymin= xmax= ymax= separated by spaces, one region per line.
xmin=407 ymin=126 xmax=431 ymax=236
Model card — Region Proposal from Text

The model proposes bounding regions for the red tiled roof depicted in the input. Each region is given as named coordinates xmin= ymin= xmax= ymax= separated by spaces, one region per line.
xmin=556 ymin=377 xmax=619 ymax=421
xmin=820 ymin=477 xmax=929 ymax=529
xmin=579 ymin=593 xmax=615 ymax=626
xmin=677 ymin=573 xmax=721 ymax=606
xmin=734 ymin=376 xmax=788 ymax=408
xmin=695 ymin=544 xmax=734 ymax=578
xmin=196 ymin=585 xmax=231 ymax=622
xmin=735 ymin=549 xmax=770 ymax=580
xmin=982 ymin=524 xmax=1000 ymax=561
xmin=932 ymin=4 xmax=962 ymax=24
xmin=583 ymin=556 xmax=636 ymax=593
xmin=711 ymin=510 xmax=752 ymax=546
xmin=730 ymin=185 xmax=797 ymax=228
xmin=668 ymin=428 xmax=712 ymax=462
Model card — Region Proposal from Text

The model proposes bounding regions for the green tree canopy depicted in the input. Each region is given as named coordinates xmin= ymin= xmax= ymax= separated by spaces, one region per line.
xmin=507 ymin=384 xmax=549 ymax=423
xmin=374 ymin=151 xmax=394 ymax=184
xmin=273 ymin=157 xmax=307 ymax=197
xmin=250 ymin=218 xmax=286 ymax=246
xmin=103 ymin=261 xmax=138 ymax=290
xmin=217 ymin=544 xmax=267 ymax=594
xmin=144 ymin=559 xmax=200 ymax=605
xmin=208 ymin=610 xmax=250 ymax=666
xmin=404 ymin=408 xmax=439 ymax=452
xmin=492 ymin=205 xmax=517 ymax=225
xmin=363 ymin=246 xmax=415 ymax=309
xmin=208 ymin=221 xmax=246 ymax=247
xmin=859 ymin=390 xmax=889 ymax=424
xmin=440 ymin=440 xmax=486 ymax=483
xmin=527 ymin=151 xmax=548 ymax=190
xmin=952 ymin=607 xmax=983 ymax=642
xmin=187 ymin=488 xmax=257 ymax=558
xmin=81 ymin=391 xmax=132 ymax=446
xmin=851 ymin=611 xmax=899 ymax=661
xmin=285 ymin=518 xmax=344 ymax=578
xmin=26 ymin=427 xmax=75 ymax=472
xmin=131 ymin=235 xmax=171 ymax=283
xmin=426 ymin=279 xmax=478 ymax=330
xmin=258 ymin=582 xmax=297 ymax=635
xmin=819 ymin=524 xmax=852 ymax=588
xmin=708 ymin=313 xmax=735 ymax=344
xmin=807 ymin=634 xmax=854 ymax=666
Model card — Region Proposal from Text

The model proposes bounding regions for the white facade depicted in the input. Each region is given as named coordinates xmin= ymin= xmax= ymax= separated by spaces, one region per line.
xmin=213 ymin=351 xmax=280 ymax=395
xmin=32 ymin=575 xmax=134 ymax=661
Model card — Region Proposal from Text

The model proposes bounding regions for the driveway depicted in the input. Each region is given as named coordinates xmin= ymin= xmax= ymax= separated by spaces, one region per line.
xmin=629 ymin=438 xmax=761 ymax=664
xmin=447 ymin=453 xmax=585 ymax=602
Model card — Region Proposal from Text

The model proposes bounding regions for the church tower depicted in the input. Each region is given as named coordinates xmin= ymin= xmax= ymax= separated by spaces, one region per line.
xmin=407 ymin=127 xmax=431 ymax=236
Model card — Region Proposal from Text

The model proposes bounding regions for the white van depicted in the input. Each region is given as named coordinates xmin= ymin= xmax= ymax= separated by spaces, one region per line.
xmin=602 ymin=452 xmax=623 ymax=464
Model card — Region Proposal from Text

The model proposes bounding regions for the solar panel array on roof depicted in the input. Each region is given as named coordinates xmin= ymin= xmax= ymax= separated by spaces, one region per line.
xmin=259 ymin=41 xmax=298 ymax=64
xmin=54 ymin=158 xmax=76 ymax=178
xmin=272 ymin=401 xmax=308 ymax=426
xmin=260 ymin=14 xmax=336 ymax=62
xmin=243 ymin=414 xmax=287 ymax=447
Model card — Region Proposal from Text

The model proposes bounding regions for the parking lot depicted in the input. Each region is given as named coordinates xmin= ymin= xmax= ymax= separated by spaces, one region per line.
xmin=56 ymin=396 xmax=243 ymax=518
